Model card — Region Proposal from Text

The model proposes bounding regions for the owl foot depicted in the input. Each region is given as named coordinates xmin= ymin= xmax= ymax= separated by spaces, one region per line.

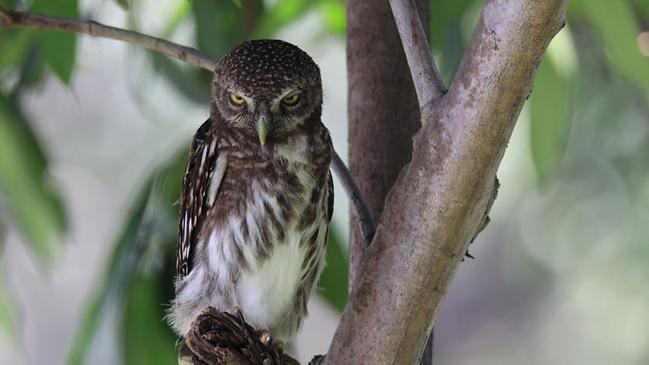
xmin=233 ymin=307 xmax=246 ymax=331
xmin=257 ymin=330 xmax=283 ymax=352
xmin=259 ymin=330 xmax=273 ymax=349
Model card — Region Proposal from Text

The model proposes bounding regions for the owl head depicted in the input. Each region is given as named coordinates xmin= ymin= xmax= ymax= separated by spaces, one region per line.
xmin=211 ymin=39 xmax=322 ymax=145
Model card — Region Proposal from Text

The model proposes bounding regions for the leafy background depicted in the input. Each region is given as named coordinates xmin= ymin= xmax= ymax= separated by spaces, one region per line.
xmin=0 ymin=0 xmax=648 ymax=364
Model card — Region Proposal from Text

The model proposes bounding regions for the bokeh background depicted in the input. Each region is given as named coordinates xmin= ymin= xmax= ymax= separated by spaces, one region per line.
xmin=1 ymin=0 xmax=648 ymax=364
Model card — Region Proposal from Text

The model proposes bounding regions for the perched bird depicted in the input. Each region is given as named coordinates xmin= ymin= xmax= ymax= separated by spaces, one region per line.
xmin=169 ymin=40 xmax=333 ymax=343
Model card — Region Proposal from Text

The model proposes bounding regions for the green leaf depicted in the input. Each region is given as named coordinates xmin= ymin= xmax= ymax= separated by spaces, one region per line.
xmin=529 ymin=51 xmax=573 ymax=186
xmin=11 ymin=42 xmax=48 ymax=94
xmin=66 ymin=178 xmax=153 ymax=365
xmin=150 ymin=52 xmax=210 ymax=105
xmin=573 ymin=0 xmax=649 ymax=103
xmin=318 ymin=0 xmax=345 ymax=37
xmin=122 ymin=272 xmax=177 ymax=365
xmin=317 ymin=228 xmax=348 ymax=312
xmin=161 ymin=1 xmax=191 ymax=38
xmin=0 ymin=93 xmax=66 ymax=261
xmin=31 ymin=0 xmax=78 ymax=84
xmin=0 ymin=29 xmax=32 ymax=71
xmin=114 ymin=0 xmax=129 ymax=10
xmin=192 ymin=0 xmax=263 ymax=58
xmin=0 ymin=0 xmax=18 ymax=8
xmin=254 ymin=0 xmax=315 ymax=38
xmin=631 ymin=0 xmax=649 ymax=20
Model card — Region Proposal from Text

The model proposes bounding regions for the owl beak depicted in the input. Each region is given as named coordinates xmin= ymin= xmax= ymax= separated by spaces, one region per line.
xmin=256 ymin=113 xmax=271 ymax=145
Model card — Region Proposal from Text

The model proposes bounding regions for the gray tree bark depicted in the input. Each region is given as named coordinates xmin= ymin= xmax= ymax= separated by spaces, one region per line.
xmin=347 ymin=1 xmax=437 ymax=363
xmin=325 ymin=1 xmax=567 ymax=364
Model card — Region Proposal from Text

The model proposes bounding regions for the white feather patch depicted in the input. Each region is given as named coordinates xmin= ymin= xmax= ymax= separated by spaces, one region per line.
xmin=208 ymin=155 xmax=228 ymax=207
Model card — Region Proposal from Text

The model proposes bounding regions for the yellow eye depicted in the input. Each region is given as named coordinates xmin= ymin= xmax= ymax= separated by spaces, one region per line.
xmin=229 ymin=93 xmax=245 ymax=106
xmin=282 ymin=93 xmax=301 ymax=106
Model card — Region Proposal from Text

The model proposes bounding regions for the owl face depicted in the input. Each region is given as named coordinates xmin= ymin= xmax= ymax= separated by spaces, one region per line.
xmin=211 ymin=40 xmax=322 ymax=145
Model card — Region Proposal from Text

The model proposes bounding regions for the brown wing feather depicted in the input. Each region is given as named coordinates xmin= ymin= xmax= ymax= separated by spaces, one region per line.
xmin=326 ymin=172 xmax=334 ymax=222
xmin=176 ymin=119 xmax=219 ymax=277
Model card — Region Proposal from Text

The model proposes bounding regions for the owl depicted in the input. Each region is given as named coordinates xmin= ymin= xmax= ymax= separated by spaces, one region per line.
xmin=169 ymin=40 xmax=333 ymax=344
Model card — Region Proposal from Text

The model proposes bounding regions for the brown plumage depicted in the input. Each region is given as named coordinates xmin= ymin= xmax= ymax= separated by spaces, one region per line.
xmin=169 ymin=40 xmax=333 ymax=343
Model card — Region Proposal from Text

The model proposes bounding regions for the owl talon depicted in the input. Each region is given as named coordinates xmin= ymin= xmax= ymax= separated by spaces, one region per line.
xmin=258 ymin=330 xmax=275 ymax=350
xmin=233 ymin=307 xmax=246 ymax=331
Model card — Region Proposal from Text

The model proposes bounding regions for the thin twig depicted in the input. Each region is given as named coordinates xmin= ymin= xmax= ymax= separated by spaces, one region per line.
xmin=331 ymin=152 xmax=375 ymax=244
xmin=0 ymin=6 xmax=375 ymax=239
xmin=0 ymin=7 xmax=217 ymax=71
xmin=388 ymin=0 xmax=446 ymax=107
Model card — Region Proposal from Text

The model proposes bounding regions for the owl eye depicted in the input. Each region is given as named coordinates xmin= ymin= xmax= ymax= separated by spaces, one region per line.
xmin=229 ymin=93 xmax=246 ymax=106
xmin=281 ymin=93 xmax=301 ymax=107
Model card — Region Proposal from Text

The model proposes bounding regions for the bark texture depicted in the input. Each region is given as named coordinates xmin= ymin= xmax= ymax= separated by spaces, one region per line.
xmin=326 ymin=1 xmax=567 ymax=364
xmin=346 ymin=0 xmax=428 ymax=288
xmin=347 ymin=1 xmax=438 ymax=363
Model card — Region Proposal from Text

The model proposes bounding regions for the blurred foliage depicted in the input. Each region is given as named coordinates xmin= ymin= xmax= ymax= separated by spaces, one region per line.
xmin=529 ymin=34 xmax=575 ymax=186
xmin=143 ymin=0 xmax=345 ymax=107
xmin=66 ymin=176 xmax=153 ymax=365
xmin=31 ymin=0 xmax=78 ymax=84
xmin=67 ymin=154 xmax=183 ymax=365
xmin=0 ymin=93 xmax=65 ymax=261
xmin=0 ymin=0 xmax=647 ymax=364
xmin=571 ymin=0 xmax=649 ymax=103
xmin=121 ymin=272 xmax=177 ymax=365
xmin=0 ymin=272 xmax=13 ymax=340
xmin=317 ymin=229 xmax=348 ymax=312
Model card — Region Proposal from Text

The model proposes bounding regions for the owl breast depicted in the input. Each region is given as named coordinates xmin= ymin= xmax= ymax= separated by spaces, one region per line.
xmin=173 ymin=130 xmax=330 ymax=341
xmin=236 ymin=139 xmax=324 ymax=337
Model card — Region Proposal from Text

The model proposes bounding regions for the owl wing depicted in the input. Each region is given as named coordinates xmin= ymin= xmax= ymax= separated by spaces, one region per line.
xmin=176 ymin=119 xmax=227 ymax=278
xmin=326 ymin=172 xmax=334 ymax=222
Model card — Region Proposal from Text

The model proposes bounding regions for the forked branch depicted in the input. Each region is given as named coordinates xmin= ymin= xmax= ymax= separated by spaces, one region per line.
xmin=389 ymin=0 xmax=446 ymax=106
xmin=324 ymin=0 xmax=567 ymax=364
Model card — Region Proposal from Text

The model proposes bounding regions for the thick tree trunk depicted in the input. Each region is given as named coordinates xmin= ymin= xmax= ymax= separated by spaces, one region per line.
xmin=346 ymin=0 xmax=428 ymax=288
xmin=347 ymin=1 xmax=433 ymax=362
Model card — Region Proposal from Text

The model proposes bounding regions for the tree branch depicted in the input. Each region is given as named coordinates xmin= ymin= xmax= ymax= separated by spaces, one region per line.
xmin=387 ymin=2 xmax=441 ymax=364
xmin=0 ymin=5 xmax=375 ymax=243
xmin=389 ymin=0 xmax=446 ymax=106
xmin=324 ymin=1 xmax=567 ymax=364
xmin=0 ymin=7 xmax=217 ymax=71
xmin=331 ymin=151 xmax=375 ymax=244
